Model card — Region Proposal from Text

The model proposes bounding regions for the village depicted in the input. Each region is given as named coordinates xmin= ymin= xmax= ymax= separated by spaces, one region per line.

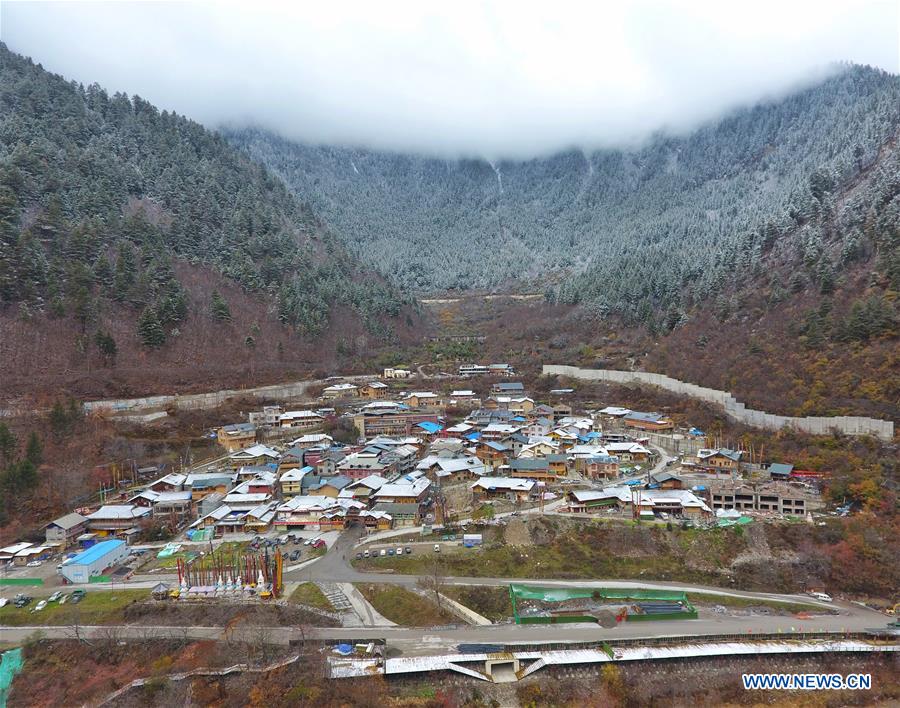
xmin=3 ymin=364 xmax=896 ymax=695
xmin=1 ymin=364 xmax=829 ymax=597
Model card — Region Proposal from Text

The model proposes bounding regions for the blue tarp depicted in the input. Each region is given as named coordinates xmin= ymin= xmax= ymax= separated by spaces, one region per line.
xmin=334 ymin=644 xmax=353 ymax=656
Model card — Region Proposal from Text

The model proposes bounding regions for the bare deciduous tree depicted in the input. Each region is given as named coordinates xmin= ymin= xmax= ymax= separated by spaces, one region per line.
xmin=416 ymin=556 xmax=447 ymax=610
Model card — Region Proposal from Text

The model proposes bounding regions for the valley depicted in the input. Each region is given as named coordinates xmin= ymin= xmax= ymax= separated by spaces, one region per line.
xmin=0 ymin=17 xmax=898 ymax=707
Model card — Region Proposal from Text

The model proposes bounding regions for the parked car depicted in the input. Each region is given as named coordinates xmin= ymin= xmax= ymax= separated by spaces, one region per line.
xmin=48 ymin=591 xmax=63 ymax=603
xmin=57 ymin=593 xmax=68 ymax=605
xmin=396 ymin=546 xmax=404 ymax=556
xmin=31 ymin=600 xmax=47 ymax=613
xmin=70 ymin=590 xmax=86 ymax=604
xmin=290 ymin=550 xmax=302 ymax=561
xmin=0 ymin=598 xmax=7 ymax=608
xmin=363 ymin=550 xmax=370 ymax=558
xmin=405 ymin=547 xmax=412 ymax=555
xmin=379 ymin=549 xmax=387 ymax=557
xmin=387 ymin=549 xmax=395 ymax=556
xmin=26 ymin=560 xmax=42 ymax=567
xmin=303 ymin=537 xmax=314 ymax=546
xmin=810 ymin=592 xmax=833 ymax=602
xmin=434 ymin=544 xmax=441 ymax=553
xmin=311 ymin=539 xmax=326 ymax=549
xmin=355 ymin=552 xmax=363 ymax=560
xmin=14 ymin=595 xmax=31 ymax=608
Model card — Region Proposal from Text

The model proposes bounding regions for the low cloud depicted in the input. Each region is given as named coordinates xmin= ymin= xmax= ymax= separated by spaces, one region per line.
xmin=2 ymin=1 xmax=897 ymax=159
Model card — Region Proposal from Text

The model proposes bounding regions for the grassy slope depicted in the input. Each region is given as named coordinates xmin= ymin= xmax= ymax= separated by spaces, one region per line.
xmin=356 ymin=584 xmax=455 ymax=626
xmin=355 ymin=523 xmax=744 ymax=586
xmin=0 ymin=590 xmax=148 ymax=626
xmin=288 ymin=582 xmax=333 ymax=611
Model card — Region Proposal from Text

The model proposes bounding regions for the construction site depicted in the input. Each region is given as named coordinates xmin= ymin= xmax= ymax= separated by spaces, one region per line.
xmin=508 ymin=584 xmax=697 ymax=625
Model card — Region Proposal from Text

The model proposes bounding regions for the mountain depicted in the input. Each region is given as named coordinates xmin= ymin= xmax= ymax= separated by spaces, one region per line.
xmin=229 ymin=65 xmax=899 ymax=316
xmin=0 ymin=45 xmax=412 ymax=398
xmin=229 ymin=65 xmax=900 ymax=420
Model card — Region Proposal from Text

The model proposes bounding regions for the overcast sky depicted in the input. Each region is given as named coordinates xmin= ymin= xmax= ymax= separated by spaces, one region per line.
xmin=2 ymin=1 xmax=898 ymax=158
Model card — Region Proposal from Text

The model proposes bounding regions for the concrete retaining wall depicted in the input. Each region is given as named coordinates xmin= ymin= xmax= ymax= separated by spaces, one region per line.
xmin=543 ymin=365 xmax=895 ymax=441
xmin=82 ymin=380 xmax=319 ymax=415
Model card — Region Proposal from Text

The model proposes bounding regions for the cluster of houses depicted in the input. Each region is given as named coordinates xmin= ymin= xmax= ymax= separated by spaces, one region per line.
xmin=160 ymin=437 xmax=440 ymax=538
xmin=180 ymin=381 xmax=684 ymax=537
xmin=6 ymin=370 xmax=828 ymax=562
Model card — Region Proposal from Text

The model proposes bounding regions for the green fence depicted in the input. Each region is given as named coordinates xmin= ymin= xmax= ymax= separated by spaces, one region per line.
xmin=0 ymin=648 xmax=25 ymax=708
xmin=519 ymin=615 xmax=599 ymax=625
xmin=0 ymin=578 xmax=43 ymax=586
xmin=625 ymin=609 xmax=698 ymax=621
xmin=510 ymin=584 xmax=695 ymax=624
xmin=510 ymin=584 xmax=690 ymax=603
xmin=89 ymin=575 xmax=112 ymax=583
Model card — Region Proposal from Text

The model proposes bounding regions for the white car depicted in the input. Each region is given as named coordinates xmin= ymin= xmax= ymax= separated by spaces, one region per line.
xmin=26 ymin=560 xmax=42 ymax=568
xmin=810 ymin=592 xmax=833 ymax=602
xmin=396 ymin=546 xmax=404 ymax=556
xmin=379 ymin=549 xmax=387 ymax=557
xmin=434 ymin=544 xmax=441 ymax=553
xmin=58 ymin=593 xmax=68 ymax=605
xmin=0 ymin=598 xmax=7 ymax=608
xmin=31 ymin=600 xmax=47 ymax=612
xmin=48 ymin=591 xmax=63 ymax=602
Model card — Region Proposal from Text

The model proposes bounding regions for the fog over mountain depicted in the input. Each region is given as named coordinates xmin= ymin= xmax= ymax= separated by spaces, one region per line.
xmin=2 ymin=1 xmax=898 ymax=158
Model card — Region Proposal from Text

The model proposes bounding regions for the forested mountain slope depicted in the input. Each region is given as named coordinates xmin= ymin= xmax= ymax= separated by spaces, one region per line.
xmin=229 ymin=65 xmax=899 ymax=323
xmin=0 ymin=45 xmax=411 ymax=398
xmin=229 ymin=65 xmax=899 ymax=421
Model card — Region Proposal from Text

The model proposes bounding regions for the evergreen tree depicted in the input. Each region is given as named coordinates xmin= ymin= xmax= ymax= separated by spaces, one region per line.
xmin=0 ymin=186 xmax=20 ymax=303
xmin=95 ymin=329 xmax=118 ymax=365
xmin=113 ymin=242 xmax=137 ymax=300
xmin=137 ymin=306 xmax=166 ymax=348
xmin=10 ymin=459 xmax=37 ymax=492
xmin=210 ymin=289 xmax=232 ymax=322
xmin=0 ymin=423 xmax=16 ymax=464
xmin=48 ymin=401 xmax=69 ymax=440
xmin=24 ymin=431 xmax=42 ymax=467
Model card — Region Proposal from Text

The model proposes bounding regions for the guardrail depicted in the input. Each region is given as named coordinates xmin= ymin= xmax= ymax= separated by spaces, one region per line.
xmin=492 ymin=630 xmax=895 ymax=653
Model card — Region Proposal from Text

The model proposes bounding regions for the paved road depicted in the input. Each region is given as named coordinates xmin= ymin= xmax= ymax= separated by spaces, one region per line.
xmin=286 ymin=526 xmax=842 ymax=611
xmin=5 ymin=528 xmax=892 ymax=656
xmin=2 ymin=606 xmax=889 ymax=657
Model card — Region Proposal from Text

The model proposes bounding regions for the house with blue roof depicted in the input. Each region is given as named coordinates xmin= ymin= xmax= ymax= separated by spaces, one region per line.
xmin=695 ymin=448 xmax=743 ymax=472
xmin=59 ymin=539 xmax=128 ymax=584
xmin=416 ymin=421 xmax=443 ymax=436
xmin=624 ymin=411 xmax=674 ymax=431
xmin=475 ymin=439 xmax=510 ymax=470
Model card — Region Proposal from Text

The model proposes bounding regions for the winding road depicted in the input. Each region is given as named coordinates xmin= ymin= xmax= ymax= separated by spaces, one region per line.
xmin=3 ymin=524 xmax=892 ymax=657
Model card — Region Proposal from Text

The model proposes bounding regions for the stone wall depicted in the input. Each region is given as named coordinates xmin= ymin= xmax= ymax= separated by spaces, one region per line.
xmin=543 ymin=365 xmax=895 ymax=441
